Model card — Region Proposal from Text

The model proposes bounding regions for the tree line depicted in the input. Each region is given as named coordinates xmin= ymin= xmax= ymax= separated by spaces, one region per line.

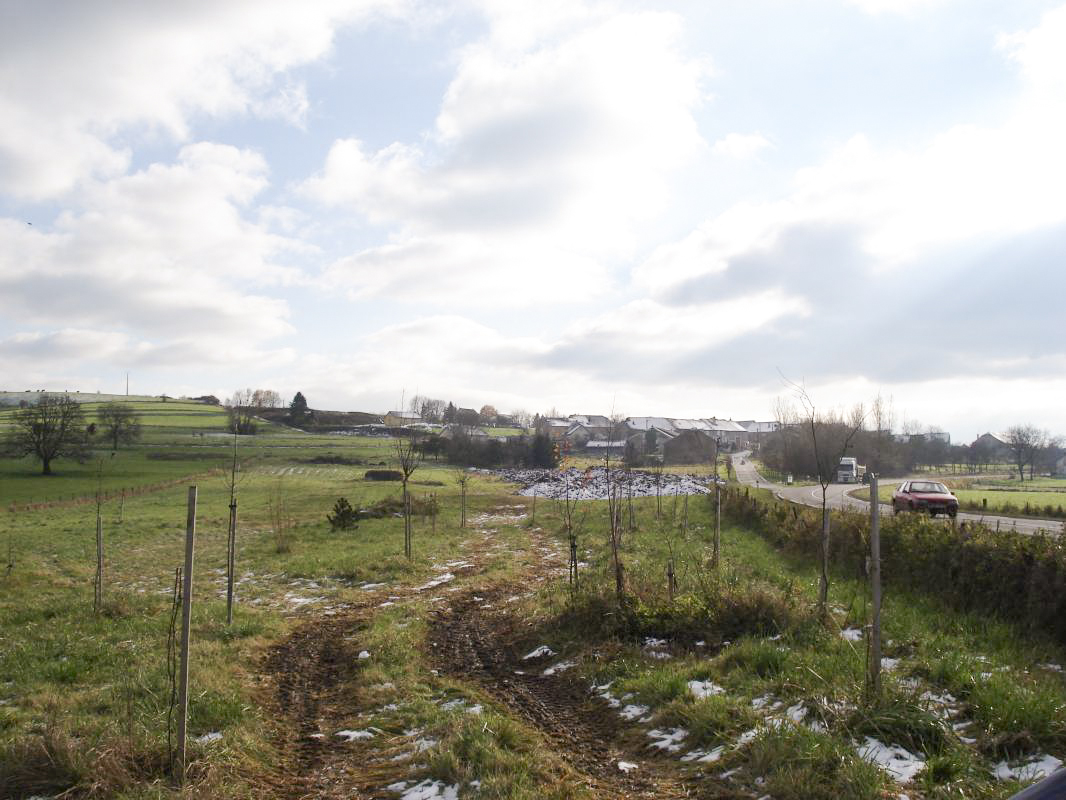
xmin=3 ymin=396 xmax=142 ymax=474
xmin=761 ymin=395 xmax=1063 ymax=481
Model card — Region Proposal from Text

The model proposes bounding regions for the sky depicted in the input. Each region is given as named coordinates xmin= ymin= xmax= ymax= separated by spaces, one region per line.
xmin=1 ymin=0 xmax=1064 ymax=441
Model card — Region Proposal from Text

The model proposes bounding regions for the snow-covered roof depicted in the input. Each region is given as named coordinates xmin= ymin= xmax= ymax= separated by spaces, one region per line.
xmin=569 ymin=414 xmax=611 ymax=427
xmin=387 ymin=410 xmax=421 ymax=419
xmin=703 ymin=418 xmax=748 ymax=433
xmin=670 ymin=418 xmax=713 ymax=431
xmin=738 ymin=420 xmax=778 ymax=433
xmin=625 ymin=416 xmax=676 ymax=432
xmin=586 ymin=440 xmax=628 ymax=448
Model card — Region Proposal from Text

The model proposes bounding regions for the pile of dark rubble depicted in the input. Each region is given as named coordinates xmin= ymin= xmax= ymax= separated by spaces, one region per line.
xmin=496 ymin=466 xmax=716 ymax=500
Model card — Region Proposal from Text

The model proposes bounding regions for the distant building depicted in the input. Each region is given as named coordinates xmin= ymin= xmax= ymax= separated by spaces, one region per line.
xmin=972 ymin=432 xmax=1012 ymax=461
xmin=1054 ymin=455 xmax=1066 ymax=477
xmin=662 ymin=430 xmax=717 ymax=465
xmin=384 ymin=410 xmax=421 ymax=427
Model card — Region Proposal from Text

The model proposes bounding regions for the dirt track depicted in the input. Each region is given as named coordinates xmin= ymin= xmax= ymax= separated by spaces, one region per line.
xmin=428 ymin=587 xmax=692 ymax=798
xmin=260 ymin=508 xmax=714 ymax=798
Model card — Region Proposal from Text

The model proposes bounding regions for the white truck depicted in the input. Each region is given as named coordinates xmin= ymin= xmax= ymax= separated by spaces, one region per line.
xmin=836 ymin=457 xmax=860 ymax=483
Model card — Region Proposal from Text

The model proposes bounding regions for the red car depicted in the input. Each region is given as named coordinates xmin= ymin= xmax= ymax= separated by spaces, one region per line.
xmin=892 ymin=480 xmax=959 ymax=518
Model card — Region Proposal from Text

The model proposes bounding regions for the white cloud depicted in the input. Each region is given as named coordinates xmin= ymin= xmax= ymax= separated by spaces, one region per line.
xmin=304 ymin=2 xmax=707 ymax=304
xmin=638 ymin=5 xmax=1066 ymax=291
xmin=712 ymin=132 xmax=771 ymax=160
xmin=0 ymin=143 xmax=302 ymax=342
xmin=843 ymin=0 xmax=947 ymax=15
xmin=0 ymin=0 xmax=409 ymax=200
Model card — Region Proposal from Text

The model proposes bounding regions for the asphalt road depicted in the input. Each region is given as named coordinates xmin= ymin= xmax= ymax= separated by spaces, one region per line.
xmin=731 ymin=452 xmax=1062 ymax=536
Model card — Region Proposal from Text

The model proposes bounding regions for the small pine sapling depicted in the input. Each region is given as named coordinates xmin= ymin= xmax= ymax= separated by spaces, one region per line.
xmin=327 ymin=497 xmax=359 ymax=531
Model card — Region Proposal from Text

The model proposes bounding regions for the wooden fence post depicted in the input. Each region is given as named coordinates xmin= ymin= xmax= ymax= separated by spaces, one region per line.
xmin=177 ymin=486 xmax=197 ymax=784
xmin=868 ymin=474 xmax=882 ymax=698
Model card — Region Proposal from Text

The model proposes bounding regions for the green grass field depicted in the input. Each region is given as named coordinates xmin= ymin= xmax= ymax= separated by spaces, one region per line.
xmin=2 ymin=408 xmax=1065 ymax=798
xmin=852 ymin=483 xmax=1066 ymax=519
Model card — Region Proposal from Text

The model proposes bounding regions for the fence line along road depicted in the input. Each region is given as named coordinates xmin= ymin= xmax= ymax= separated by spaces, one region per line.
xmin=730 ymin=452 xmax=1060 ymax=537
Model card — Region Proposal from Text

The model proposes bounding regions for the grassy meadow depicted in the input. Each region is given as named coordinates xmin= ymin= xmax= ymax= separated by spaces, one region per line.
xmin=2 ymin=400 xmax=1065 ymax=798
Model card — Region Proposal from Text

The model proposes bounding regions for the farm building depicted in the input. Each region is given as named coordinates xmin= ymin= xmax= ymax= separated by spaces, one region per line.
xmin=662 ymin=430 xmax=717 ymax=465
xmin=384 ymin=410 xmax=421 ymax=427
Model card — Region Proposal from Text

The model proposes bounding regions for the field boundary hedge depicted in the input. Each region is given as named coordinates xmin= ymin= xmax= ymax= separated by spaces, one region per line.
xmin=722 ymin=486 xmax=1066 ymax=645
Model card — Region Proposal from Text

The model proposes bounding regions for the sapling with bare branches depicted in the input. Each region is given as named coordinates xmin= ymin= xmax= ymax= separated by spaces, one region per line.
xmin=395 ymin=435 xmax=423 ymax=558
xmin=453 ymin=468 xmax=470 ymax=529
xmin=784 ymin=381 xmax=866 ymax=615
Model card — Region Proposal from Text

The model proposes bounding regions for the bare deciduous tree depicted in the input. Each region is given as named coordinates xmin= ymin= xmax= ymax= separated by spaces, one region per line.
xmin=97 ymin=402 xmax=142 ymax=451
xmin=1006 ymin=424 xmax=1045 ymax=482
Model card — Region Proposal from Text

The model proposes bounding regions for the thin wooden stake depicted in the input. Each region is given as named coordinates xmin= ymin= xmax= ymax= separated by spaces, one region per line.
xmin=868 ymin=474 xmax=883 ymax=699
xmin=94 ymin=514 xmax=103 ymax=613
xmin=177 ymin=486 xmax=197 ymax=785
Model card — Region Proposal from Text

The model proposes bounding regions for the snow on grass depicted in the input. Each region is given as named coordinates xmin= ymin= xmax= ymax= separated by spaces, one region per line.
xmin=336 ymin=729 xmax=374 ymax=741
xmin=542 ymin=659 xmax=576 ymax=676
xmin=856 ymin=736 xmax=926 ymax=783
xmin=417 ymin=573 xmax=455 ymax=591
xmin=358 ymin=650 xmax=371 ymax=660
xmin=619 ymin=704 xmax=652 ymax=721
xmin=688 ymin=680 xmax=725 ymax=699
xmin=881 ymin=657 xmax=901 ymax=670
xmin=785 ymin=702 xmax=807 ymax=723
xmin=387 ymin=779 xmax=459 ymax=800
xmin=647 ymin=727 xmax=688 ymax=752
xmin=195 ymin=731 xmax=222 ymax=744
xmin=993 ymin=753 xmax=1063 ymax=782
xmin=523 ymin=645 xmax=555 ymax=660
xmin=617 ymin=761 xmax=639 ymax=772
xmin=681 ymin=745 xmax=726 ymax=763
xmin=840 ymin=627 xmax=863 ymax=641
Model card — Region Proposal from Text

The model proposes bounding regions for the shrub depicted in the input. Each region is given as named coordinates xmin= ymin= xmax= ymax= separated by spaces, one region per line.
xmin=327 ymin=497 xmax=359 ymax=531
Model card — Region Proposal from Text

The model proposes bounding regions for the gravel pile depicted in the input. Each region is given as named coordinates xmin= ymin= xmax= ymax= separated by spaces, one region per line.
xmin=497 ymin=466 xmax=716 ymax=500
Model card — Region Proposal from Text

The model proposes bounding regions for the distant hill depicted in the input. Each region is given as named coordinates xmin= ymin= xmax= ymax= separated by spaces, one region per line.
xmin=0 ymin=390 xmax=212 ymax=406
xmin=256 ymin=407 xmax=383 ymax=431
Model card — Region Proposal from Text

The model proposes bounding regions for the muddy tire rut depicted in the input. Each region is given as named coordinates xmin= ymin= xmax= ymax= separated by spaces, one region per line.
xmin=261 ymin=613 xmax=369 ymax=799
xmin=429 ymin=588 xmax=693 ymax=799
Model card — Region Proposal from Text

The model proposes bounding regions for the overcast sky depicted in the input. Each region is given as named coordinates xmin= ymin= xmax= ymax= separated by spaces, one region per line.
xmin=1 ymin=0 xmax=1063 ymax=440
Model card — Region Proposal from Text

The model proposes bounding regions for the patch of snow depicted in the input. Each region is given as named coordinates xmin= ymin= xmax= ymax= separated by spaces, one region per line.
xmin=647 ymin=727 xmax=688 ymax=752
xmin=542 ymin=660 xmax=576 ymax=676
xmin=362 ymin=582 xmax=387 ymax=591
xmin=358 ymin=650 xmax=371 ymax=660
xmin=881 ymin=657 xmax=901 ymax=670
xmin=417 ymin=573 xmax=455 ymax=591
xmin=695 ymin=640 xmax=706 ymax=647
xmin=619 ymin=704 xmax=651 ymax=721
xmin=523 ymin=645 xmax=556 ymax=660
xmin=736 ymin=728 xmax=759 ymax=747
xmin=644 ymin=637 xmax=668 ymax=649
xmin=856 ymin=736 xmax=926 ymax=783
xmin=681 ymin=745 xmax=726 ymax=763
xmin=688 ymin=680 xmax=725 ymax=699
xmin=396 ymin=779 xmax=459 ymax=800
xmin=751 ymin=694 xmax=774 ymax=710
xmin=336 ymin=729 xmax=374 ymax=741
xmin=785 ymin=702 xmax=807 ymax=723
xmin=195 ymin=731 xmax=222 ymax=744
xmin=647 ymin=650 xmax=673 ymax=660
xmin=840 ymin=627 xmax=863 ymax=641
xmin=617 ymin=761 xmax=639 ymax=772
xmin=1038 ymin=662 xmax=1064 ymax=673
xmin=993 ymin=753 xmax=1063 ymax=782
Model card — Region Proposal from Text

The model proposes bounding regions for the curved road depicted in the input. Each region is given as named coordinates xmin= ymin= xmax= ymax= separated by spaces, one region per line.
xmin=732 ymin=452 xmax=1061 ymax=536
